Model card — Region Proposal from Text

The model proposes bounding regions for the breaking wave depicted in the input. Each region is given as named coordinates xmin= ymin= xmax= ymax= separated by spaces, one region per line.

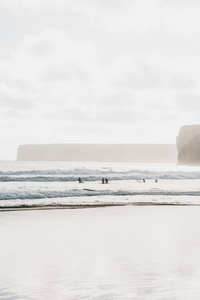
xmin=0 ymin=167 xmax=200 ymax=182
xmin=1 ymin=188 xmax=200 ymax=201
xmin=0 ymin=162 xmax=200 ymax=205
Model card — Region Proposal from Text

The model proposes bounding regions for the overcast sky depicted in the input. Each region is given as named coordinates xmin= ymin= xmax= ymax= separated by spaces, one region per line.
xmin=0 ymin=0 xmax=200 ymax=159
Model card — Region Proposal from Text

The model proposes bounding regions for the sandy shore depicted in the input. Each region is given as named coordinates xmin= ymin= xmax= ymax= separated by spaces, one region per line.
xmin=1 ymin=206 xmax=200 ymax=299
xmin=0 ymin=194 xmax=200 ymax=212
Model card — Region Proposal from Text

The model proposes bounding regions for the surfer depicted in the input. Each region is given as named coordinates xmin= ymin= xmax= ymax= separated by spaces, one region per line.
xmin=78 ymin=177 xmax=82 ymax=183
xmin=143 ymin=179 xmax=145 ymax=183
xmin=102 ymin=178 xmax=105 ymax=184
xmin=105 ymin=178 xmax=108 ymax=184
xmin=155 ymin=179 xmax=158 ymax=183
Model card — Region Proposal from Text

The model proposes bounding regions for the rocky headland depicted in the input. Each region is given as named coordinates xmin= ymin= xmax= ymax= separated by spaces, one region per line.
xmin=17 ymin=144 xmax=177 ymax=163
xmin=176 ymin=125 xmax=200 ymax=165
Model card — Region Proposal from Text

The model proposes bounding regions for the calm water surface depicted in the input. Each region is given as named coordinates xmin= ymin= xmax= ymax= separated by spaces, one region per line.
xmin=0 ymin=206 xmax=200 ymax=299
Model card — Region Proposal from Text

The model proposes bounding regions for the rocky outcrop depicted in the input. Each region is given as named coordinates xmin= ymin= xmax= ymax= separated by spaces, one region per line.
xmin=177 ymin=125 xmax=200 ymax=165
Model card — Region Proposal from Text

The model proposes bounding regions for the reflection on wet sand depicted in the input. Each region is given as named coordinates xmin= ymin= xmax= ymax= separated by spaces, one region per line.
xmin=0 ymin=206 xmax=200 ymax=299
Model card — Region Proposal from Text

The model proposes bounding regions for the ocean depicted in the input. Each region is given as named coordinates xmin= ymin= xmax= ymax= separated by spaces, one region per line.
xmin=1 ymin=161 xmax=200 ymax=299
xmin=0 ymin=161 xmax=200 ymax=209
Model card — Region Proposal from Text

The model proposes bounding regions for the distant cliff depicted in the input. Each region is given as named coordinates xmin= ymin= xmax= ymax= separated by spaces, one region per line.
xmin=177 ymin=125 xmax=200 ymax=165
xmin=17 ymin=144 xmax=177 ymax=163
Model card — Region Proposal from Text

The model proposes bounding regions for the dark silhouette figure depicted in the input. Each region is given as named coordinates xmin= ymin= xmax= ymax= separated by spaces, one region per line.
xmin=105 ymin=178 xmax=108 ymax=184
xmin=143 ymin=179 xmax=145 ymax=183
xmin=102 ymin=178 xmax=105 ymax=184
xmin=155 ymin=179 xmax=158 ymax=183
xmin=78 ymin=177 xmax=82 ymax=183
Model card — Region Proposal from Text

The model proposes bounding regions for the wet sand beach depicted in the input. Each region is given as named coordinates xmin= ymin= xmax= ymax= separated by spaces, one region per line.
xmin=1 ymin=205 xmax=200 ymax=299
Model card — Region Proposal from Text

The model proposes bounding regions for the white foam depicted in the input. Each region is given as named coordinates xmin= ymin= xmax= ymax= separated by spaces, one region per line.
xmin=0 ymin=162 xmax=200 ymax=205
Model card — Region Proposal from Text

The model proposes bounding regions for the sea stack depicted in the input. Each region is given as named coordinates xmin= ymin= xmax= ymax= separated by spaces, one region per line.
xmin=176 ymin=125 xmax=200 ymax=165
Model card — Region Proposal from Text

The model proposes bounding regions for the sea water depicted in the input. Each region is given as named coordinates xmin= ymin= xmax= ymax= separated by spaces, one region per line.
xmin=1 ymin=161 xmax=200 ymax=299
xmin=0 ymin=161 xmax=200 ymax=208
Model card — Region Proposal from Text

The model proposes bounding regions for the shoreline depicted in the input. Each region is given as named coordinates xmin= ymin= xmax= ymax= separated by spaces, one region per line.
xmin=1 ymin=193 xmax=200 ymax=212
xmin=1 ymin=204 xmax=200 ymax=299
xmin=0 ymin=201 xmax=198 ymax=212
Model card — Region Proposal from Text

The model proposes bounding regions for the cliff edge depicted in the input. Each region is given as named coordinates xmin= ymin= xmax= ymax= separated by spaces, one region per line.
xmin=177 ymin=125 xmax=200 ymax=165
xmin=17 ymin=144 xmax=177 ymax=163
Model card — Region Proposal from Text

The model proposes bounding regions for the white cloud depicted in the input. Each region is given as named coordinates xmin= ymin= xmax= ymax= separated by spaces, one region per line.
xmin=0 ymin=28 xmax=98 ymax=110
xmin=0 ymin=0 xmax=200 ymax=158
xmin=0 ymin=0 xmax=133 ymax=14
xmin=177 ymin=93 xmax=200 ymax=111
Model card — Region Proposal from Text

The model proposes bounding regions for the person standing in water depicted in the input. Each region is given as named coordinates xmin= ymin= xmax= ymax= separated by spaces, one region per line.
xmin=78 ymin=177 xmax=82 ymax=183
xmin=105 ymin=178 xmax=108 ymax=184
xmin=102 ymin=178 xmax=105 ymax=184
